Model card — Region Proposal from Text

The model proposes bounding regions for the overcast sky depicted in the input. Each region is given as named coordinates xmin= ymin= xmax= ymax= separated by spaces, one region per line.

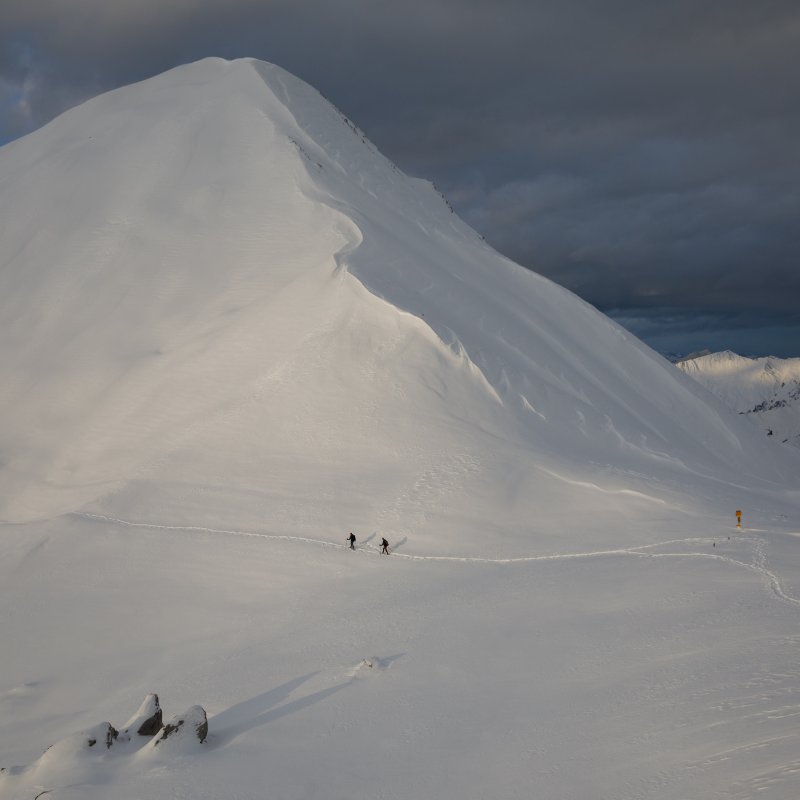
xmin=2 ymin=0 xmax=799 ymax=357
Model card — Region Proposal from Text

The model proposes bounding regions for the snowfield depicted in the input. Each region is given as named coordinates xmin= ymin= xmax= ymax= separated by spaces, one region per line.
xmin=1 ymin=58 xmax=800 ymax=799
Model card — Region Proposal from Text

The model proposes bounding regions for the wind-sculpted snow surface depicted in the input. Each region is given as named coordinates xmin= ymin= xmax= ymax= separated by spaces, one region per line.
xmin=2 ymin=58 xmax=800 ymax=799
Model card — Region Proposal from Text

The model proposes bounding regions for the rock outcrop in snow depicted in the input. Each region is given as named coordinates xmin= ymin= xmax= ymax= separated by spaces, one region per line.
xmin=0 ymin=695 xmax=207 ymax=796
xmin=48 ymin=722 xmax=119 ymax=754
xmin=121 ymin=693 xmax=163 ymax=737
xmin=150 ymin=706 xmax=208 ymax=749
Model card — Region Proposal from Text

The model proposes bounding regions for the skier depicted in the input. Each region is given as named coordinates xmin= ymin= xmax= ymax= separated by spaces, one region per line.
xmin=380 ymin=537 xmax=390 ymax=555
xmin=347 ymin=532 xmax=356 ymax=550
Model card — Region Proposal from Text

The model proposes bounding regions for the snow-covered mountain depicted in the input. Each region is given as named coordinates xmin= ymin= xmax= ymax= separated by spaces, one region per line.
xmin=0 ymin=57 xmax=795 ymax=532
xmin=3 ymin=59 xmax=800 ymax=800
xmin=677 ymin=350 xmax=800 ymax=447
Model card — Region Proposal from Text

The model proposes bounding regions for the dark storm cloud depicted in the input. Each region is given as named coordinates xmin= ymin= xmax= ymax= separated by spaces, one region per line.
xmin=1 ymin=0 xmax=799 ymax=354
xmin=608 ymin=309 xmax=800 ymax=359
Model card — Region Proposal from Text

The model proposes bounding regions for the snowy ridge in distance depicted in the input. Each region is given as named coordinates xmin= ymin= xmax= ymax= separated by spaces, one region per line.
xmin=678 ymin=350 xmax=800 ymax=447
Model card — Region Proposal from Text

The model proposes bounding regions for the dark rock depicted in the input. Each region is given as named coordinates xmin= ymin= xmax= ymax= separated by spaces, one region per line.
xmin=75 ymin=723 xmax=117 ymax=750
xmin=121 ymin=693 xmax=162 ymax=738
xmin=136 ymin=694 xmax=162 ymax=736
xmin=154 ymin=706 xmax=208 ymax=746
xmin=95 ymin=723 xmax=118 ymax=749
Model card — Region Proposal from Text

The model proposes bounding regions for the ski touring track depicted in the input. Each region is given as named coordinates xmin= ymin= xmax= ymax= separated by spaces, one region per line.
xmin=71 ymin=512 xmax=800 ymax=608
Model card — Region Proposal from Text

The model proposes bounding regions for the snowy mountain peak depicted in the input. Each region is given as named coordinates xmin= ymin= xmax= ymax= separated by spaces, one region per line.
xmin=0 ymin=58 xmax=797 ymax=532
xmin=677 ymin=351 xmax=800 ymax=446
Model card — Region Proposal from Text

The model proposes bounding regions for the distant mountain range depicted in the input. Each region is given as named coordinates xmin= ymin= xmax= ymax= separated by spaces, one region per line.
xmin=676 ymin=350 xmax=800 ymax=447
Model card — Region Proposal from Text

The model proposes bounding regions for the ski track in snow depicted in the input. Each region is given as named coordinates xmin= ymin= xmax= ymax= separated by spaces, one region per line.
xmin=71 ymin=512 xmax=800 ymax=607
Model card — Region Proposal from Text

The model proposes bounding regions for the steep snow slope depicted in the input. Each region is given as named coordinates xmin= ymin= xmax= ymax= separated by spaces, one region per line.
xmin=678 ymin=350 xmax=800 ymax=447
xmin=0 ymin=57 xmax=795 ymax=538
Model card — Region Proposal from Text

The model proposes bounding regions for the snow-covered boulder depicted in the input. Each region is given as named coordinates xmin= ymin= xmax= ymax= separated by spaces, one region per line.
xmin=41 ymin=722 xmax=119 ymax=754
xmin=121 ymin=693 xmax=162 ymax=737
xmin=145 ymin=706 xmax=208 ymax=754
xmin=0 ymin=697 xmax=209 ymax=795
xmin=0 ymin=722 xmax=119 ymax=791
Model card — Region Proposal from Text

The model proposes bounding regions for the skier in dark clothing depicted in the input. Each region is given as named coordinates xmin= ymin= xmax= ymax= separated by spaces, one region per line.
xmin=347 ymin=532 xmax=356 ymax=550
xmin=380 ymin=537 xmax=390 ymax=555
